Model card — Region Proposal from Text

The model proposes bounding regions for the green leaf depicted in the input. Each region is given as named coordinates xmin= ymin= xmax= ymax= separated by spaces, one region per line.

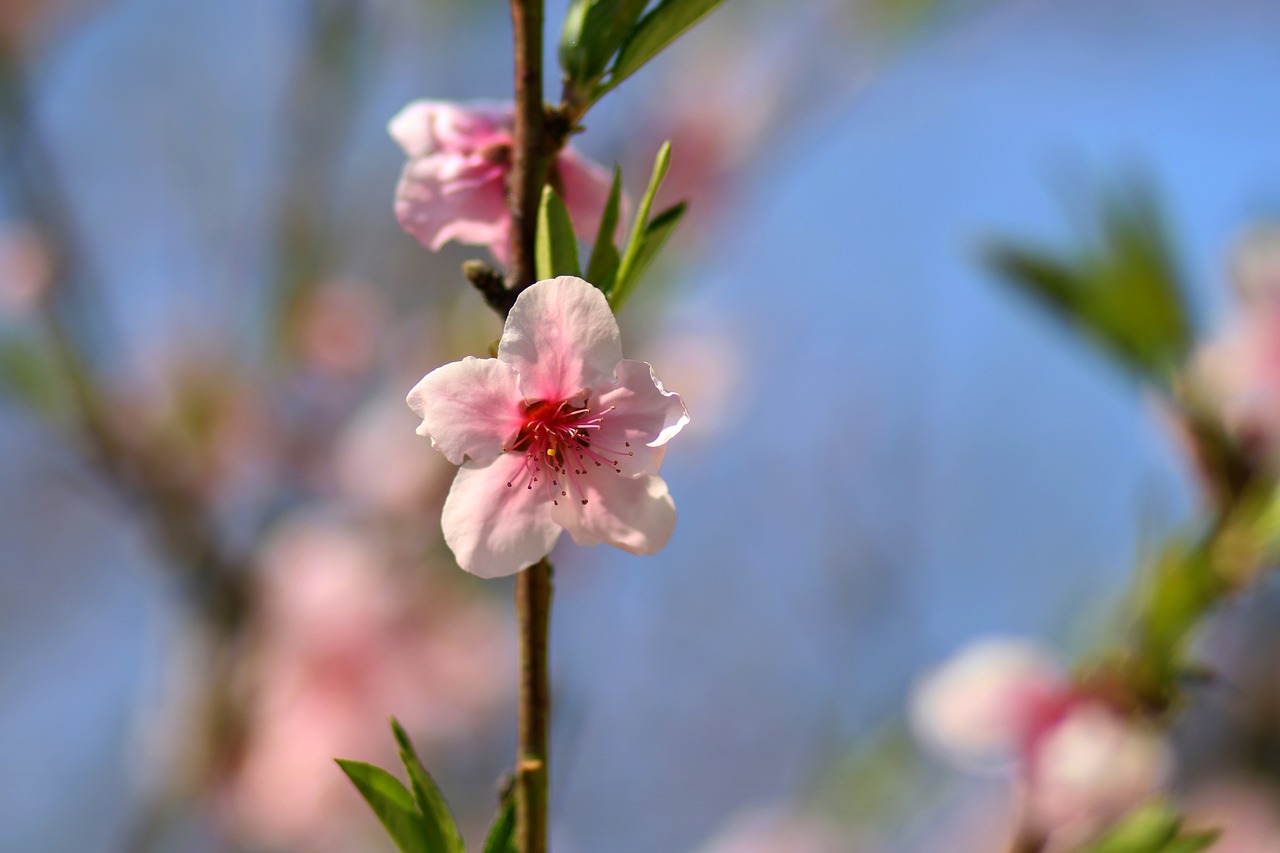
xmin=1160 ymin=831 xmax=1221 ymax=853
xmin=0 ymin=337 xmax=69 ymax=419
xmin=560 ymin=0 xmax=649 ymax=87
xmin=335 ymin=759 xmax=433 ymax=853
xmin=987 ymin=184 xmax=1192 ymax=386
xmin=391 ymin=719 xmax=464 ymax=853
xmin=586 ymin=164 xmax=624 ymax=293
xmin=611 ymin=201 xmax=685 ymax=309
xmin=483 ymin=796 xmax=517 ymax=853
xmin=610 ymin=141 xmax=678 ymax=310
xmin=536 ymin=185 xmax=582 ymax=281
xmin=1076 ymin=803 xmax=1218 ymax=853
xmin=602 ymin=0 xmax=726 ymax=96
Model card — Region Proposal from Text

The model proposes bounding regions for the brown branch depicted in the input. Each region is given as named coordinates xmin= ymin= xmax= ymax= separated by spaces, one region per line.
xmin=515 ymin=557 xmax=553 ymax=853
xmin=507 ymin=1 xmax=557 ymax=851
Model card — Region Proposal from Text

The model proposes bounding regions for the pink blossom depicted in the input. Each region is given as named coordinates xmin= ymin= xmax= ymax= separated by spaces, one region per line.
xmin=221 ymin=516 xmax=515 ymax=852
xmin=388 ymin=100 xmax=614 ymax=266
xmin=1192 ymin=225 xmax=1280 ymax=463
xmin=407 ymin=276 xmax=689 ymax=577
xmin=910 ymin=638 xmax=1172 ymax=846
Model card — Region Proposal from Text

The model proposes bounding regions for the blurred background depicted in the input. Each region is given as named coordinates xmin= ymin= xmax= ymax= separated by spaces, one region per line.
xmin=5 ymin=0 xmax=1280 ymax=850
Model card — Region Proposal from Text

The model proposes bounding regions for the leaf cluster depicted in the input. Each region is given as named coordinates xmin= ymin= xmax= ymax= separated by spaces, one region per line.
xmin=559 ymin=0 xmax=726 ymax=111
xmin=337 ymin=719 xmax=515 ymax=853
xmin=988 ymin=185 xmax=1192 ymax=387
xmin=536 ymin=141 xmax=684 ymax=312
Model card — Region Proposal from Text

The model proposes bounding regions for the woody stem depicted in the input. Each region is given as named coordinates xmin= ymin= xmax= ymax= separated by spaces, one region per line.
xmin=509 ymin=0 xmax=554 ymax=851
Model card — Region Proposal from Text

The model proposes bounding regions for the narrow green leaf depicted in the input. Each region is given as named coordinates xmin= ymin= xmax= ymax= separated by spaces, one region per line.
xmin=610 ymin=141 xmax=670 ymax=306
xmin=335 ymin=759 xmax=431 ymax=853
xmin=609 ymin=201 xmax=685 ymax=310
xmin=602 ymin=0 xmax=726 ymax=95
xmin=560 ymin=0 xmax=649 ymax=87
xmin=391 ymin=719 xmax=464 ymax=853
xmin=586 ymin=164 xmax=624 ymax=293
xmin=536 ymin=185 xmax=582 ymax=281
xmin=482 ymin=796 xmax=517 ymax=853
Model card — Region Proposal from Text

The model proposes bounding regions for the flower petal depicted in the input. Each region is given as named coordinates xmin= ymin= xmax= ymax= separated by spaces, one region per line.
xmin=499 ymin=276 xmax=623 ymax=402
xmin=394 ymin=156 xmax=509 ymax=256
xmin=550 ymin=472 xmax=676 ymax=555
xmin=387 ymin=100 xmax=511 ymax=157
xmin=591 ymin=359 xmax=690 ymax=477
xmin=442 ymin=453 xmax=563 ymax=577
xmin=407 ymin=357 xmax=525 ymax=465
xmin=555 ymin=145 xmax=619 ymax=244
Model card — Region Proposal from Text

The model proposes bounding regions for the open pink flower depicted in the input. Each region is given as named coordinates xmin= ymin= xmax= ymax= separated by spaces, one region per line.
xmin=388 ymin=100 xmax=614 ymax=266
xmin=407 ymin=276 xmax=689 ymax=577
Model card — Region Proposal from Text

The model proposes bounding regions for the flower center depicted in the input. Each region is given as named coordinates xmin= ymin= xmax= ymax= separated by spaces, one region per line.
xmin=502 ymin=398 xmax=633 ymax=505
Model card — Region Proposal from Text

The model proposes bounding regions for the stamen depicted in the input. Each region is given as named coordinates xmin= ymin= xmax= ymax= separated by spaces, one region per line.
xmin=504 ymin=396 xmax=636 ymax=504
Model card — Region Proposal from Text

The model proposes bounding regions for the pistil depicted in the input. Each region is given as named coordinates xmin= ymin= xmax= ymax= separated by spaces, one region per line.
xmin=503 ymin=399 xmax=634 ymax=504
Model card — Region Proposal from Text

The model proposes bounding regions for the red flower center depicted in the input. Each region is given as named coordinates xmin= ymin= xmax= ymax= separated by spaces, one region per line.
xmin=503 ymin=399 xmax=633 ymax=505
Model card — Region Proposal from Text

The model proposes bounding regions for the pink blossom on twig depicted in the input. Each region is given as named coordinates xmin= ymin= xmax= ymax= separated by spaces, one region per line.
xmin=389 ymin=101 xmax=614 ymax=266
xmin=407 ymin=276 xmax=689 ymax=577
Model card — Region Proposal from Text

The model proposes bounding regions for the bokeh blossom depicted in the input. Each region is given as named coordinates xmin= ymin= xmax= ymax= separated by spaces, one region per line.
xmin=389 ymin=100 xmax=613 ymax=266
xmin=407 ymin=276 xmax=689 ymax=577
xmin=1194 ymin=226 xmax=1280 ymax=464
xmin=910 ymin=638 xmax=1172 ymax=848
xmin=221 ymin=516 xmax=514 ymax=852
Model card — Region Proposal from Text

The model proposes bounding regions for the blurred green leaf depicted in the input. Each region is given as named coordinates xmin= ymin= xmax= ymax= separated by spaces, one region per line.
xmin=586 ymin=165 xmax=624 ymax=294
xmin=0 ymin=337 xmax=68 ymax=419
xmin=536 ymin=185 xmax=582 ymax=281
xmin=560 ymin=0 xmax=649 ymax=88
xmin=335 ymin=760 xmax=434 ymax=853
xmin=1077 ymin=802 xmax=1219 ymax=853
xmin=601 ymin=0 xmax=726 ymax=97
xmin=1079 ymin=803 xmax=1181 ymax=853
xmin=482 ymin=796 xmax=517 ymax=853
xmin=1130 ymin=539 xmax=1228 ymax=706
xmin=1160 ymin=831 xmax=1221 ymax=853
xmin=610 ymin=142 xmax=685 ymax=310
xmin=988 ymin=185 xmax=1192 ymax=386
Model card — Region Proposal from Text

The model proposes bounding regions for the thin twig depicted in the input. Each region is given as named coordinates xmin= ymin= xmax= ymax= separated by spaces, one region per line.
xmin=508 ymin=1 xmax=556 ymax=850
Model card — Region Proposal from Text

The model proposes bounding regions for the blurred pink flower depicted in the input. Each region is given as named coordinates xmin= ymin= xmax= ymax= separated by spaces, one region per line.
xmin=911 ymin=638 xmax=1172 ymax=846
xmin=330 ymin=390 xmax=454 ymax=514
xmin=1185 ymin=779 xmax=1280 ymax=853
xmin=407 ymin=276 xmax=689 ymax=577
xmin=698 ymin=806 xmax=849 ymax=853
xmin=389 ymin=100 xmax=613 ymax=266
xmin=1195 ymin=300 xmax=1280 ymax=463
xmin=222 ymin=516 xmax=514 ymax=852
xmin=295 ymin=277 xmax=387 ymax=377
xmin=1193 ymin=225 xmax=1280 ymax=462
xmin=0 ymin=221 xmax=51 ymax=316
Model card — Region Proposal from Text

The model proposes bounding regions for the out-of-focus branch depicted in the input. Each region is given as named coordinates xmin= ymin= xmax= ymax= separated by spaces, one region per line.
xmin=0 ymin=39 xmax=253 ymax=853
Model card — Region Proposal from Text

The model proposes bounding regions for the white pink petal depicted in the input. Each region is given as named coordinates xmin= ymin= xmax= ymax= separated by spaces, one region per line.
xmin=440 ymin=453 xmax=564 ymax=578
xmin=550 ymin=473 xmax=676 ymax=555
xmin=407 ymin=356 xmax=525 ymax=465
xmin=499 ymin=275 xmax=624 ymax=402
